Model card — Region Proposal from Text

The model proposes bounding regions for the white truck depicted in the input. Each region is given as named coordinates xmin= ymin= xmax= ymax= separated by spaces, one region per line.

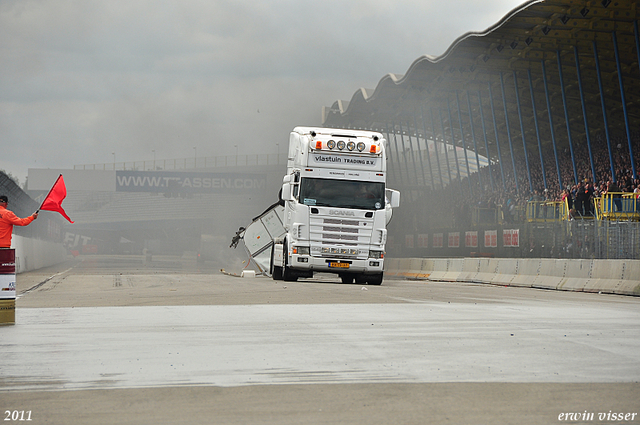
xmin=262 ymin=126 xmax=399 ymax=285
xmin=234 ymin=127 xmax=399 ymax=284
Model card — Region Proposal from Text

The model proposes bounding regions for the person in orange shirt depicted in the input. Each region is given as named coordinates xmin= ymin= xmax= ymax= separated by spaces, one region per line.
xmin=0 ymin=195 xmax=38 ymax=248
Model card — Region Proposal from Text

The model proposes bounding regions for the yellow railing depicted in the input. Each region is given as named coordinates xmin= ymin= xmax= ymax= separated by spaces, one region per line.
xmin=526 ymin=201 xmax=569 ymax=222
xmin=595 ymin=192 xmax=640 ymax=221
xmin=527 ymin=193 xmax=640 ymax=222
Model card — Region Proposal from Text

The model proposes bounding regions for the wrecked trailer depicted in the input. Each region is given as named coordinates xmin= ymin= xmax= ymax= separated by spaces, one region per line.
xmin=230 ymin=201 xmax=285 ymax=276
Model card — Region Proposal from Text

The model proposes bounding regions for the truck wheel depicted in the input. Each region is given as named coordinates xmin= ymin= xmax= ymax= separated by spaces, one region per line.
xmin=282 ymin=239 xmax=297 ymax=282
xmin=283 ymin=265 xmax=297 ymax=282
xmin=340 ymin=274 xmax=354 ymax=284
xmin=271 ymin=245 xmax=283 ymax=280
xmin=272 ymin=266 xmax=283 ymax=280
xmin=367 ymin=273 xmax=383 ymax=286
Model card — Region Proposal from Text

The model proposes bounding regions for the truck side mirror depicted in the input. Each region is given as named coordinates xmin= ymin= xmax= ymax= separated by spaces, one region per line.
xmin=282 ymin=183 xmax=294 ymax=201
xmin=386 ymin=189 xmax=400 ymax=208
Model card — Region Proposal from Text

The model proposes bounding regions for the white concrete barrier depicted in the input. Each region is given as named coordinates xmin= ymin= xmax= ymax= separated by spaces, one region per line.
xmin=557 ymin=259 xmax=592 ymax=292
xmin=427 ymin=258 xmax=452 ymax=281
xmin=416 ymin=258 xmax=435 ymax=280
xmin=532 ymin=259 xmax=566 ymax=290
xmin=490 ymin=259 xmax=518 ymax=286
xmin=384 ymin=258 xmax=401 ymax=277
xmin=474 ymin=258 xmax=499 ymax=284
xmin=457 ymin=258 xmax=481 ymax=283
xmin=13 ymin=235 xmax=68 ymax=274
xmin=441 ymin=258 xmax=464 ymax=282
xmin=584 ymin=260 xmax=624 ymax=294
xmin=617 ymin=261 xmax=640 ymax=296
xmin=584 ymin=260 xmax=640 ymax=296
xmin=390 ymin=257 xmax=639 ymax=297
xmin=510 ymin=258 xmax=540 ymax=288
xmin=395 ymin=258 xmax=417 ymax=279
xmin=402 ymin=258 xmax=429 ymax=279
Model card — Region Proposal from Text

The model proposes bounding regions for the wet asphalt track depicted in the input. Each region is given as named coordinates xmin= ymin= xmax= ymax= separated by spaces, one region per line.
xmin=1 ymin=255 xmax=639 ymax=425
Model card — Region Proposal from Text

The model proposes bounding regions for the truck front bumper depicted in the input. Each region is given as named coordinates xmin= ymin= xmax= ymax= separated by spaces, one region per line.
xmin=290 ymin=255 xmax=384 ymax=274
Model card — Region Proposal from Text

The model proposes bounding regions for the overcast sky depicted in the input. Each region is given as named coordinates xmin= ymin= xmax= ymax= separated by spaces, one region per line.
xmin=1 ymin=0 xmax=527 ymax=184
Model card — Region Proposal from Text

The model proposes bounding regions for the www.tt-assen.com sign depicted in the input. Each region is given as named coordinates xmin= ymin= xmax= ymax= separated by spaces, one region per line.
xmin=116 ymin=171 xmax=267 ymax=193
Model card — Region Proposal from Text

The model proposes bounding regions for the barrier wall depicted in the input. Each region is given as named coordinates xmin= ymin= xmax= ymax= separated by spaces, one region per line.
xmin=386 ymin=257 xmax=640 ymax=296
xmin=12 ymin=235 xmax=68 ymax=274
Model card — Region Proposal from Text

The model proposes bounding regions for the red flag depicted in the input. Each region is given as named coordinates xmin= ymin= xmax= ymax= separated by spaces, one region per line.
xmin=40 ymin=174 xmax=74 ymax=223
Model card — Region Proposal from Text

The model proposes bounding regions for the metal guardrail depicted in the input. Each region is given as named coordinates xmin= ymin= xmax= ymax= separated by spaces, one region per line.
xmin=527 ymin=193 xmax=640 ymax=223
xmin=595 ymin=193 xmax=640 ymax=222
xmin=526 ymin=201 xmax=569 ymax=222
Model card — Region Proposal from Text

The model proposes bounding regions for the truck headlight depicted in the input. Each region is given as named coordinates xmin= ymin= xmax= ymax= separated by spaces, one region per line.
xmin=293 ymin=246 xmax=310 ymax=255
xmin=369 ymin=250 xmax=384 ymax=259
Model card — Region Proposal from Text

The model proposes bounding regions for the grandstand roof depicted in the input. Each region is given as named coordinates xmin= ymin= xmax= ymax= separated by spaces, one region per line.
xmin=321 ymin=0 xmax=640 ymax=180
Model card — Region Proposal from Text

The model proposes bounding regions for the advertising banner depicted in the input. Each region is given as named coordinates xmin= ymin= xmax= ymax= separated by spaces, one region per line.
xmin=116 ymin=171 xmax=267 ymax=194
xmin=0 ymin=249 xmax=16 ymax=300
xmin=405 ymin=234 xmax=414 ymax=248
xmin=448 ymin=232 xmax=460 ymax=248
xmin=417 ymin=234 xmax=428 ymax=248
xmin=465 ymin=231 xmax=478 ymax=248
xmin=503 ymin=229 xmax=520 ymax=247
xmin=484 ymin=230 xmax=498 ymax=248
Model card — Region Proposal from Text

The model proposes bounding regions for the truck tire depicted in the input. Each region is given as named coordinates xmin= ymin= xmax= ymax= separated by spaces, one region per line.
xmin=272 ymin=266 xmax=284 ymax=280
xmin=340 ymin=274 xmax=354 ymax=284
xmin=282 ymin=239 xmax=298 ymax=282
xmin=271 ymin=245 xmax=284 ymax=280
xmin=367 ymin=273 xmax=383 ymax=286
xmin=283 ymin=265 xmax=297 ymax=282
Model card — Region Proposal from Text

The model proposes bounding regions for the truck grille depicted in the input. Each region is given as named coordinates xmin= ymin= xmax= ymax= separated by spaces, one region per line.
xmin=309 ymin=215 xmax=373 ymax=250
xmin=323 ymin=218 xmax=359 ymax=226
xmin=322 ymin=233 xmax=359 ymax=241
xmin=322 ymin=226 xmax=358 ymax=233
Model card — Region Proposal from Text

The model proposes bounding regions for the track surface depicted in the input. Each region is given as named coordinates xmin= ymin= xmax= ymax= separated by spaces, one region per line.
xmin=1 ymin=255 xmax=639 ymax=424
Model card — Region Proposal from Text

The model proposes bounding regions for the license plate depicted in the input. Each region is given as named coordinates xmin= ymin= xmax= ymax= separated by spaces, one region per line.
xmin=329 ymin=262 xmax=349 ymax=269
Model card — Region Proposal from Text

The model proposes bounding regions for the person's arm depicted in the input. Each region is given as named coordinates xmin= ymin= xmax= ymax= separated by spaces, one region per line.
xmin=3 ymin=210 xmax=37 ymax=226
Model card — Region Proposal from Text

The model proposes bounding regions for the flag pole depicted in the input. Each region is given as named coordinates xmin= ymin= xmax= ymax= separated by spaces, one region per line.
xmin=37 ymin=174 xmax=63 ymax=213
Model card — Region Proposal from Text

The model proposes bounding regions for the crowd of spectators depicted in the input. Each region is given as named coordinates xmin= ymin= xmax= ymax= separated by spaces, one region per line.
xmin=451 ymin=131 xmax=640 ymax=220
xmin=397 ymin=131 xmax=640 ymax=229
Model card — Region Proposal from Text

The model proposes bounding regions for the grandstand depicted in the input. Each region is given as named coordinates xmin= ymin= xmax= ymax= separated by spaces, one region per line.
xmin=321 ymin=0 xmax=639 ymax=259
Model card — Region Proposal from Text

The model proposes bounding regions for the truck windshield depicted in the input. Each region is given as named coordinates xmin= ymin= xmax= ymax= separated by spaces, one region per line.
xmin=299 ymin=178 xmax=385 ymax=210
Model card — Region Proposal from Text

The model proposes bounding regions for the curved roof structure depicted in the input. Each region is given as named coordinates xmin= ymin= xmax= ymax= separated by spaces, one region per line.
xmin=322 ymin=0 xmax=640 ymax=190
